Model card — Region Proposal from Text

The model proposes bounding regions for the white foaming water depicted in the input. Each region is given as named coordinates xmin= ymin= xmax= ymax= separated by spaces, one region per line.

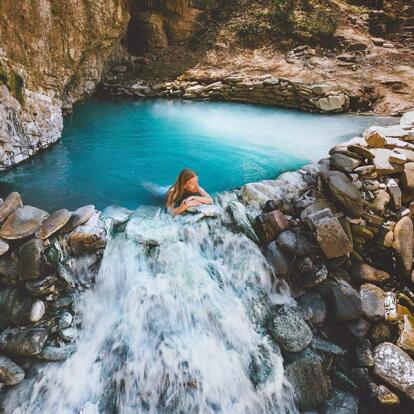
xmin=6 ymin=196 xmax=297 ymax=414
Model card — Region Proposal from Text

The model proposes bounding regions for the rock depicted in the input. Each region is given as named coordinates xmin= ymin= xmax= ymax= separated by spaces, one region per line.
xmin=391 ymin=216 xmax=413 ymax=279
xmin=0 ymin=193 xmax=22 ymax=223
xmin=311 ymin=84 xmax=333 ymax=95
xmin=371 ymin=37 xmax=385 ymax=46
xmin=0 ymin=287 xmax=43 ymax=326
xmin=373 ymin=342 xmax=414 ymax=401
xmin=103 ymin=205 xmax=133 ymax=226
xmin=25 ymin=275 xmax=58 ymax=296
xmin=285 ymin=355 xmax=331 ymax=411
xmin=312 ymin=337 xmax=346 ymax=356
xmin=375 ymin=384 xmax=400 ymax=406
xmin=58 ymin=311 xmax=73 ymax=330
xmin=300 ymin=198 xmax=335 ymax=223
xmin=0 ymin=256 xmax=19 ymax=287
xmin=35 ymin=208 xmax=71 ymax=239
xmin=297 ymin=291 xmax=327 ymax=325
xmin=370 ymin=321 xmax=391 ymax=346
xmin=387 ymin=178 xmax=402 ymax=209
xmin=360 ymin=283 xmax=385 ymax=321
xmin=0 ymin=239 xmax=9 ymax=256
xmin=255 ymin=210 xmax=289 ymax=243
xmin=62 ymin=205 xmax=95 ymax=233
xmin=354 ymin=165 xmax=375 ymax=176
xmin=401 ymin=162 xmax=414 ymax=190
xmin=65 ymin=212 xmax=106 ymax=255
xmin=308 ymin=209 xmax=352 ymax=259
xmin=184 ymin=84 xmax=205 ymax=95
xmin=0 ymin=327 xmax=48 ymax=356
xmin=401 ymin=111 xmax=414 ymax=130
xmin=266 ymin=244 xmax=290 ymax=280
xmin=350 ymin=263 xmax=390 ymax=284
xmin=314 ymin=94 xmax=349 ymax=112
xmin=0 ymin=356 xmax=25 ymax=385
xmin=389 ymin=152 xmax=407 ymax=165
xmin=331 ymin=281 xmax=363 ymax=322
xmin=38 ymin=344 xmax=76 ymax=361
xmin=397 ymin=314 xmax=414 ymax=352
xmin=30 ymin=299 xmax=45 ymax=323
xmin=19 ymin=238 xmax=45 ymax=281
xmin=356 ymin=338 xmax=374 ymax=367
xmin=323 ymin=171 xmax=363 ymax=218
xmin=321 ymin=389 xmax=358 ymax=414
xmin=365 ymin=130 xmax=386 ymax=148
xmin=330 ymin=154 xmax=361 ymax=173
xmin=275 ymin=230 xmax=312 ymax=258
xmin=59 ymin=327 xmax=76 ymax=342
xmin=369 ymin=148 xmax=404 ymax=175
xmin=0 ymin=206 xmax=49 ymax=240
xmin=368 ymin=189 xmax=390 ymax=215
xmin=299 ymin=260 xmax=328 ymax=288
xmin=348 ymin=144 xmax=374 ymax=160
xmin=346 ymin=318 xmax=371 ymax=339
xmin=267 ymin=305 xmax=312 ymax=352
xmin=374 ymin=125 xmax=414 ymax=140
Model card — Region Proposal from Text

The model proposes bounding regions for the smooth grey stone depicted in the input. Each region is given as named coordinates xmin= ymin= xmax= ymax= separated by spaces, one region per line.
xmin=0 ymin=327 xmax=48 ymax=356
xmin=38 ymin=344 xmax=76 ymax=361
xmin=0 ymin=356 xmax=25 ymax=385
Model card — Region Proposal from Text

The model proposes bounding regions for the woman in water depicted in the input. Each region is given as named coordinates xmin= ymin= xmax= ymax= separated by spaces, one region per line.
xmin=166 ymin=169 xmax=213 ymax=216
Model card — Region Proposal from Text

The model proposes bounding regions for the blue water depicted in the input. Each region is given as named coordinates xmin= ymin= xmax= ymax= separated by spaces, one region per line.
xmin=0 ymin=99 xmax=392 ymax=211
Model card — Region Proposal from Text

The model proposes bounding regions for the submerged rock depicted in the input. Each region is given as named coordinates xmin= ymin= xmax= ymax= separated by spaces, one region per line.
xmin=35 ymin=208 xmax=71 ymax=239
xmin=0 ymin=327 xmax=48 ymax=356
xmin=286 ymin=355 xmax=331 ymax=410
xmin=0 ymin=356 xmax=25 ymax=385
xmin=38 ymin=344 xmax=76 ymax=361
xmin=373 ymin=342 xmax=414 ymax=401
xmin=267 ymin=305 xmax=313 ymax=352
xmin=0 ymin=206 xmax=49 ymax=240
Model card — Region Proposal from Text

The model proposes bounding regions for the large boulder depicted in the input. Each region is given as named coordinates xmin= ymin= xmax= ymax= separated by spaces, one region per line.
xmin=391 ymin=216 xmax=413 ymax=280
xmin=267 ymin=305 xmax=313 ymax=352
xmin=308 ymin=208 xmax=352 ymax=259
xmin=64 ymin=212 xmax=107 ymax=255
xmin=360 ymin=283 xmax=385 ymax=321
xmin=0 ymin=327 xmax=48 ymax=356
xmin=35 ymin=208 xmax=71 ymax=239
xmin=0 ymin=206 xmax=49 ymax=240
xmin=18 ymin=238 xmax=45 ymax=281
xmin=322 ymin=171 xmax=363 ymax=218
xmin=331 ymin=281 xmax=363 ymax=322
xmin=373 ymin=342 xmax=414 ymax=401
xmin=285 ymin=354 xmax=331 ymax=410
xmin=0 ymin=192 xmax=22 ymax=223
xmin=0 ymin=356 xmax=25 ymax=385
xmin=255 ymin=209 xmax=289 ymax=244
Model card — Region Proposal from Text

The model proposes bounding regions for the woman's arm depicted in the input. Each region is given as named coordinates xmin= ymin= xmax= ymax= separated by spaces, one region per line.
xmin=170 ymin=199 xmax=202 ymax=216
xmin=187 ymin=186 xmax=213 ymax=205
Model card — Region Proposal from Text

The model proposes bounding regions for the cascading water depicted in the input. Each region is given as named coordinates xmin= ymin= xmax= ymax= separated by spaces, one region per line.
xmin=4 ymin=194 xmax=297 ymax=414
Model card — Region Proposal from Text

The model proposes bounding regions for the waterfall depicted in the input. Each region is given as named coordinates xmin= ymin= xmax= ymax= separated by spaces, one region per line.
xmin=5 ymin=194 xmax=297 ymax=414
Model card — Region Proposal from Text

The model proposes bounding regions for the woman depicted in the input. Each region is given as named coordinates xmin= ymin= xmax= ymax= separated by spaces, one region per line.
xmin=166 ymin=169 xmax=213 ymax=216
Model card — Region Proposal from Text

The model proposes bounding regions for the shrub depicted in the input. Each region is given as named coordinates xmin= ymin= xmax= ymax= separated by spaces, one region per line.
xmin=270 ymin=0 xmax=297 ymax=29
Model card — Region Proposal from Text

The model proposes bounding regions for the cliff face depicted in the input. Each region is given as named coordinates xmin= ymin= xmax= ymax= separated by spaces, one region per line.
xmin=0 ymin=0 xmax=129 ymax=170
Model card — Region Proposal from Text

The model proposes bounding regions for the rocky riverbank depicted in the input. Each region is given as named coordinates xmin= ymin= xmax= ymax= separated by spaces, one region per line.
xmin=1 ymin=111 xmax=414 ymax=412
xmin=100 ymin=74 xmax=351 ymax=113
xmin=0 ymin=197 xmax=108 ymax=387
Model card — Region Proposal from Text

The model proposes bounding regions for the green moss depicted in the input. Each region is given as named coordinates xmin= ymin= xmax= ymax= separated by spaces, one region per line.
xmin=0 ymin=64 xmax=8 ymax=85
xmin=8 ymin=72 xmax=25 ymax=104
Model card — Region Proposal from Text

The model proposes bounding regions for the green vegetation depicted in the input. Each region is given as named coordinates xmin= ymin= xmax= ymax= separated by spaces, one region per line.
xmin=0 ymin=63 xmax=25 ymax=104
xmin=228 ymin=0 xmax=340 ymax=46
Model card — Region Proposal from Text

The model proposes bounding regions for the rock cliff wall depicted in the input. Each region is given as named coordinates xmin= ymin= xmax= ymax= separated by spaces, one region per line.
xmin=0 ymin=0 xmax=129 ymax=170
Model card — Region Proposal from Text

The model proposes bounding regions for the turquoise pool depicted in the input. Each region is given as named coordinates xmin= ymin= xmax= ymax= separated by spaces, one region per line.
xmin=0 ymin=99 xmax=392 ymax=211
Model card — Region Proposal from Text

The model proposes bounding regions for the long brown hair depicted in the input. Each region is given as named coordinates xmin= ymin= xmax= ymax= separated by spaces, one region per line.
xmin=166 ymin=169 xmax=197 ymax=208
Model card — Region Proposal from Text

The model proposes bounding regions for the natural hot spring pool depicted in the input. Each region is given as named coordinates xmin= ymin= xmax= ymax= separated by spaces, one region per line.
xmin=0 ymin=99 xmax=393 ymax=211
